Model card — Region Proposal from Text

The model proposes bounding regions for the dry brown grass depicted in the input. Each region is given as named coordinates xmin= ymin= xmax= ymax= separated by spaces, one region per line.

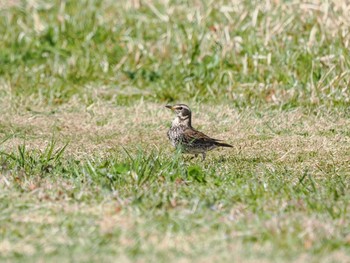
xmin=0 ymin=0 xmax=20 ymax=10
xmin=2 ymin=98 xmax=348 ymax=261
xmin=1 ymin=99 xmax=349 ymax=169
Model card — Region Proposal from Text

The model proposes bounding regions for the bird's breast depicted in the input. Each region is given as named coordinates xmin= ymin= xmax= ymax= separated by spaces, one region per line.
xmin=167 ymin=125 xmax=184 ymax=147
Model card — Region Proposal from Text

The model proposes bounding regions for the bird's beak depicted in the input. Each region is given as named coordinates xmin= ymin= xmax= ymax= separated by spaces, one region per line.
xmin=165 ymin=105 xmax=174 ymax=110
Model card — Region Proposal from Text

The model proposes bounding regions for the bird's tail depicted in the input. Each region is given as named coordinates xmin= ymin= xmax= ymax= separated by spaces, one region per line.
xmin=215 ymin=142 xmax=233 ymax=148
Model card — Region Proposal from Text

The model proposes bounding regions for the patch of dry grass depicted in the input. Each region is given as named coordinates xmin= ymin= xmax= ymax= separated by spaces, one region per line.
xmin=1 ymin=99 xmax=349 ymax=167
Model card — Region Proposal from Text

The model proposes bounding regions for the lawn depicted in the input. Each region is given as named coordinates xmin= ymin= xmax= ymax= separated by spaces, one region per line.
xmin=0 ymin=0 xmax=350 ymax=262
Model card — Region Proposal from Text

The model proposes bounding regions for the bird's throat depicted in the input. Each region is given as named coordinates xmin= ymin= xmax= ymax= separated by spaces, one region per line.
xmin=172 ymin=116 xmax=192 ymax=127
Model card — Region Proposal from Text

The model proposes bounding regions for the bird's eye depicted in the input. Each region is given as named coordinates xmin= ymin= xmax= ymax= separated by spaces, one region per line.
xmin=178 ymin=107 xmax=183 ymax=110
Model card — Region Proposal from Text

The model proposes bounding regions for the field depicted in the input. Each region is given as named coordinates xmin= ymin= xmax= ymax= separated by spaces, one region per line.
xmin=1 ymin=0 xmax=350 ymax=262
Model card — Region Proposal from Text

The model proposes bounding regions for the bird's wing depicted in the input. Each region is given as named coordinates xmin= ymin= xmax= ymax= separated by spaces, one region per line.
xmin=182 ymin=128 xmax=219 ymax=144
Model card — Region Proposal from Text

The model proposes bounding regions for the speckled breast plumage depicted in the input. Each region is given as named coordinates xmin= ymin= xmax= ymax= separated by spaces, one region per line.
xmin=167 ymin=125 xmax=185 ymax=148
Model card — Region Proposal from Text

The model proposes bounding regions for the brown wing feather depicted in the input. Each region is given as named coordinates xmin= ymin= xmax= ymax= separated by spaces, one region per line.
xmin=183 ymin=128 xmax=233 ymax=147
xmin=182 ymin=128 xmax=214 ymax=142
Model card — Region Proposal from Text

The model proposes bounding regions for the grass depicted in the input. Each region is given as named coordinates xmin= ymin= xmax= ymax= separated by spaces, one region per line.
xmin=0 ymin=0 xmax=350 ymax=262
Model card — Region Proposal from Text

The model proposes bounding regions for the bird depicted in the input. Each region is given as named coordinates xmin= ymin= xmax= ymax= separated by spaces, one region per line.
xmin=165 ymin=104 xmax=233 ymax=160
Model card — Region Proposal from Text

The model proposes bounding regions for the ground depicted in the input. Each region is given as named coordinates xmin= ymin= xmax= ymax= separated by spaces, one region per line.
xmin=0 ymin=0 xmax=350 ymax=262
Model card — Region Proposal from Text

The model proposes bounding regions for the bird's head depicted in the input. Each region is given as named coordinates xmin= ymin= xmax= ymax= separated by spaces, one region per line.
xmin=165 ymin=104 xmax=192 ymax=126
